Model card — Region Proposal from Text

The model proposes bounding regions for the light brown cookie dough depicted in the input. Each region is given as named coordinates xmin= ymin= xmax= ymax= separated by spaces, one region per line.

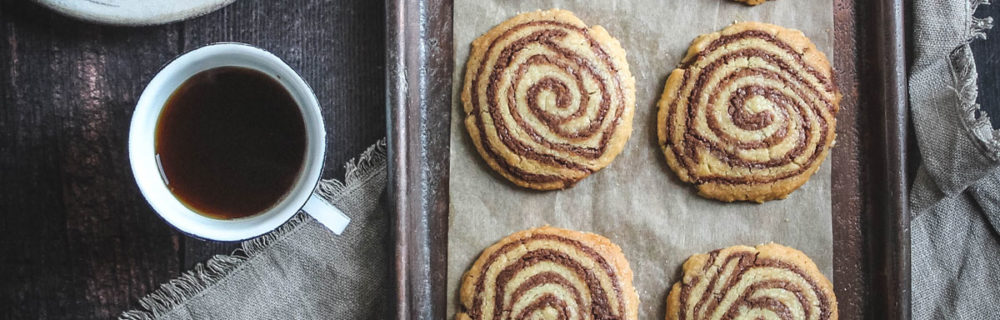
xmin=733 ymin=0 xmax=772 ymax=6
xmin=666 ymin=243 xmax=838 ymax=320
xmin=457 ymin=226 xmax=639 ymax=320
xmin=462 ymin=9 xmax=636 ymax=190
xmin=656 ymin=22 xmax=839 ymax=202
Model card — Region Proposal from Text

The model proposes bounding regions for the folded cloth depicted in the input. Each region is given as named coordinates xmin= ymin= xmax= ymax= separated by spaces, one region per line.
xmin=910 ymin=0 xmax=1000 ymax=318
xmin=120 ymin=140 xmax=390 ymax=320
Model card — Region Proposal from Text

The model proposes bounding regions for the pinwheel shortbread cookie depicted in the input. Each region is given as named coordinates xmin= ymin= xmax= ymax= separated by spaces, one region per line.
xmin=462 ymin=9 xmax=636 ymax=190
xmin=457 ymin=226 xmax=639 ymax=320
xmin=667 ymin=243 xmax=838 ymax=320
xmin=657 ymin=22 xmax=839 ymax=202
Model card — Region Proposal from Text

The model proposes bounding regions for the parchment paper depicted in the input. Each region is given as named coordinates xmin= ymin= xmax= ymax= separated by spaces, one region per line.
xmin=448 ymin=1 xmax=834 ymax=318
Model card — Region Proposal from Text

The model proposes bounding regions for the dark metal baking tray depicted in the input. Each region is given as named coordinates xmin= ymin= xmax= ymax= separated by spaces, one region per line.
xmin=386 ymin=0 xmax=910 ymax=318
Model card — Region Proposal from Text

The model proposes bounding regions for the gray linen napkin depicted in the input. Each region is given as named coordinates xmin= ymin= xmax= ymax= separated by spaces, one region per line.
xmin=120 ymin=139 xmax=390 ymax=320
xmin=910 ymin=0 xmax=1000 ymax=318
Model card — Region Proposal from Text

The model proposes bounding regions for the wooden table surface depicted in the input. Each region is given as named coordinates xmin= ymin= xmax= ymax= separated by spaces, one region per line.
xmin=0 ymin=1 xmax=385 ymax=318
xmin=971 ymin=3 xmax=1000 ymax=127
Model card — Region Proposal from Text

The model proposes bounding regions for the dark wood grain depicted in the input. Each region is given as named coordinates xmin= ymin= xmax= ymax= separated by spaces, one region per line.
xmin=971 ymin=3 xmax=1000 ymax=128
xmin=0 ymin=0 xmax=386 ymax=317
xmin=176 ymin=0 xmax=387 ymax=269
xmin=0 ymin=2 xmax=182 ymax=318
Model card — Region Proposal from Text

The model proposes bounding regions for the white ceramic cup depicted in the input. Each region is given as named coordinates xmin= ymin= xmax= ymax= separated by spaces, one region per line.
xmin=129 ymin=43 xmax=349 ymax=241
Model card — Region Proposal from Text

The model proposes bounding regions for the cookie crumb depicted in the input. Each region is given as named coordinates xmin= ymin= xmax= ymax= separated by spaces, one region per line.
xmin=733 ymin=0 xmax=772 ymax=6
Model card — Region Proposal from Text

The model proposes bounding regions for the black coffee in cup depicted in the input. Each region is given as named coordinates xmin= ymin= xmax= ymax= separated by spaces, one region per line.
xmin=154 ymin=66 xmax=306 ymax=219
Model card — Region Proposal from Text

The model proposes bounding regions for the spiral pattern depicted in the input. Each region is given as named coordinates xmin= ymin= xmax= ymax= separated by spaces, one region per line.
xmin=657 ymin=22 xmax=838 ymax=202
xmin=667 ymin=244 xmax=837 ymax=320
xmin=462 ymin=9 xmax=635 ymax=190
xmin=457 ymin=227 xmax=638 ymax=320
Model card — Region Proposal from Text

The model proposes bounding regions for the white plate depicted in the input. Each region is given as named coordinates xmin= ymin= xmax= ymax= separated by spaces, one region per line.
xmin=37 ymin=0 xmax=236 ymax=26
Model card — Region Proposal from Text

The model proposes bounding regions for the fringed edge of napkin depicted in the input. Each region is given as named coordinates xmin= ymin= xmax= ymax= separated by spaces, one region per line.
xmin=953 ymin=0 xmax=997 ymax=160
xmin=119 ymin=138 xmax=387 ymax=320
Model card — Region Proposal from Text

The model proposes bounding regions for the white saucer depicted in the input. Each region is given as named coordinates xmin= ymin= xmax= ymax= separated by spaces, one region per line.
xmin=37 ymin=0 xmax=236 ymax=26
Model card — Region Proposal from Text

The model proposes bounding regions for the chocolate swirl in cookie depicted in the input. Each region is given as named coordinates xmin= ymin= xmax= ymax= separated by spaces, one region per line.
xmin=657 ymin=22 xmax=839 ymax=202
xmin=457 ymin=226 xmax=638 ymax=320
xmin=462 ymin=9 xmax=635 ymax=190
xmin=667 ymin=244 xmax=838 ymax=320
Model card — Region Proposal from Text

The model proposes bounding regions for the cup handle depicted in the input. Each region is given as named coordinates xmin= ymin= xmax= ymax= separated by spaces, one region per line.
xmin=302 ymin=194 xmax=350 ymax=235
